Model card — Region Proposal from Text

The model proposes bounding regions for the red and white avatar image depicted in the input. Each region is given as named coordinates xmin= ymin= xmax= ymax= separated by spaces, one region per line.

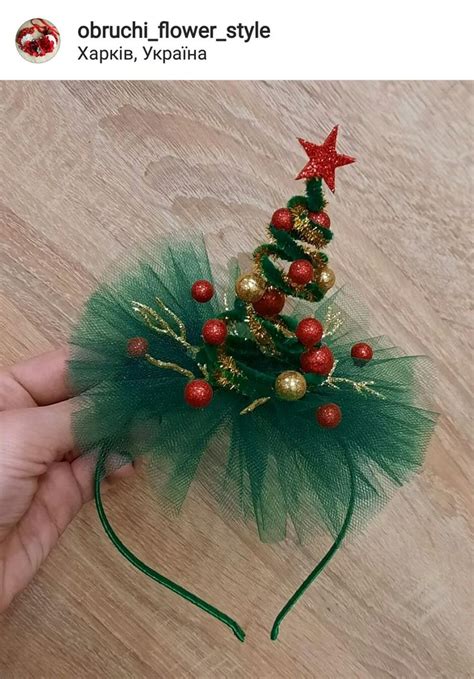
xmin=16 ymin=18 xmax=60 ymax=63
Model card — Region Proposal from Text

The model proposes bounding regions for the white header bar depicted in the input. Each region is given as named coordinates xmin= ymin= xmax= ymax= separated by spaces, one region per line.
xmin=0 ymin=0 xmax=472 ymax=80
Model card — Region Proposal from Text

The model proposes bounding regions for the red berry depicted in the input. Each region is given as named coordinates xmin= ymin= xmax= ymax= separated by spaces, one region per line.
xmin=300 ymin=345 xmax=334 ymax=375
xmin=184 ymin=380 xmax=213 ymax=408
xmin=271 ymin=208 xmax=293 ymax=231
xmin=288 ymin=259 xmax=314 ymax=286
xmin=127 ymin=337 xmax=149 ymax=358
xmin=308 ymin=211 xmax=331 ymax=229
xmin=351 ymin=342 xmax=373 ymax=362
xmin=295 ymin=318 xmax=324 ymax=347
xmin=191 ymin=279 xmax=214 ymax=303
xmin=316 ymin=403 xmax=342 ymax=428
xmin=202 ymin=318 xmax=228 ymax=345
xmin=252 ymin=288 xmax=286 ymax=317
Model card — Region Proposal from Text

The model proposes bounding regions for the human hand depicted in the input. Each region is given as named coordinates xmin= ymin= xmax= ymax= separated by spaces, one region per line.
xmin=0 ymin=348 xmax=133 ymax=612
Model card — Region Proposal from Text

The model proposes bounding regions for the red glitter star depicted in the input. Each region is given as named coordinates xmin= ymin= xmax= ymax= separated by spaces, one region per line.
xmin=296 ymin=126 xmax=355 ymax=192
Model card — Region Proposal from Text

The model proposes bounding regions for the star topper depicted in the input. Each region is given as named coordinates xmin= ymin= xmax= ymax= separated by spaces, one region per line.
xmin=296 ymin=126 xmax=355 ymax=192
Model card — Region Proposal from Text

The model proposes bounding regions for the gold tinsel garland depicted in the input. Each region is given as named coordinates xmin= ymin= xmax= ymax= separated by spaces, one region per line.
xmin=244 ymin=303 xmax=280 ymax=357
xmin=213 ymin=346 xmax=245 ymax=391
xmin=290 ymin=205 xmax=330 ymax=250
xmin=250 ymin=208 xmax=329 ymax=312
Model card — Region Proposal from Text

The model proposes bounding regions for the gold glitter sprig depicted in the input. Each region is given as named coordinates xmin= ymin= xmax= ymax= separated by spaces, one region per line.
xmin=322 ymin=306 xmax=343 ymax=338
xmin=240 ymin=397 xmax=271 ymax=415
xmin=132 ymin=297 xmax=197 ymax=355
xmin=322 ymin=360 xmax=385 ymax=399
xmin=145 ymin=354 xmax=195 ymax=380
xmin=197 ymin=363 xmax=209 ymax=380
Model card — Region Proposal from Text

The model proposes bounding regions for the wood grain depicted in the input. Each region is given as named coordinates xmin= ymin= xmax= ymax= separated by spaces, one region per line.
xmin=0 ymin=81 xmax=471 ymax=679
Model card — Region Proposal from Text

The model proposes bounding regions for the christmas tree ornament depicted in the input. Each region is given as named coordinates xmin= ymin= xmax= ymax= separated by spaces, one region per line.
xmin=252 ymin=288 xmax=286 ymax=317
xmin=300 ymin=345 xmax=335 ymax=375
xmin=235 ymin=272 xmax=266 ymax=302
xmin=318 ymin=266 xmax=336 ymax=291
xmin=316 ymin=403 xmax=342 ymax=428
xmin=191 ymin=279 xmax=214 ymax=302
xmin=202 ymin=318 xmax=228 ymax=345
xmin=275 ymin=370 xmax=307 ymax=401
xmin=288 ymin=259 xmax=314 ymax=285
xmin=69 ymin=127 xmax=437 ymax=644
xmin=184 ymin=379 xmax=214 ymax=408
xmin=351 ymin=342 xmax=374 ymax=363
xmin=295 ymin=318 xmax=324 ymax=347
xmin=308 ymin=211 xmax=331 ymax=228
xmin=127 ymin=336 xmax=149 ymax=358
xmin=271 ymin=207 xmax=293 ymax=231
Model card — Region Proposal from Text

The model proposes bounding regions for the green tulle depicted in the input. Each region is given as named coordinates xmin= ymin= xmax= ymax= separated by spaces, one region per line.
xmin=69 ymin=236 xmax=437 ymax=639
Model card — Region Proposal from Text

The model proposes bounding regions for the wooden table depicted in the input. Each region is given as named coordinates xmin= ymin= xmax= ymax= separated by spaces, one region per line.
xmin=0 ymin=81 xmax=471 ymax=678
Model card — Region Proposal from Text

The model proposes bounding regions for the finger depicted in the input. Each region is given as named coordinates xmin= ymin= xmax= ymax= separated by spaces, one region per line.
xmin=1 ymin=347 xmax=70 ymax=407
xmin=0 ymin=399 xmax=74 ymax=466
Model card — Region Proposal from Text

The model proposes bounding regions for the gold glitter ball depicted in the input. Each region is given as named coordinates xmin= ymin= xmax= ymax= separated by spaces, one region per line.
xmin=235 ymin=273 xmax=266 ymax=302
xmin=274 ymin=370 xmax=307 ymax=401
xmin=318 ymin=266 xmax=336 ymax=291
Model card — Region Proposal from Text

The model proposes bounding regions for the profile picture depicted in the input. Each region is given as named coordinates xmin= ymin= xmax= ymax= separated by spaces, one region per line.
xmin=15 ymin=18 xmax=60 ymax=63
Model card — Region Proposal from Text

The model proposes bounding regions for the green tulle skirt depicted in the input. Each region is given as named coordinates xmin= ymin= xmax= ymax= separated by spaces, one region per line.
xmin=68 ymin=237 xmax=437 ymax=639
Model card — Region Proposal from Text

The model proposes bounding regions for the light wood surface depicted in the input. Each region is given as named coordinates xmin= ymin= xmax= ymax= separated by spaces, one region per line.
xmin=0 ymin=81 xmax=471 ymax=679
